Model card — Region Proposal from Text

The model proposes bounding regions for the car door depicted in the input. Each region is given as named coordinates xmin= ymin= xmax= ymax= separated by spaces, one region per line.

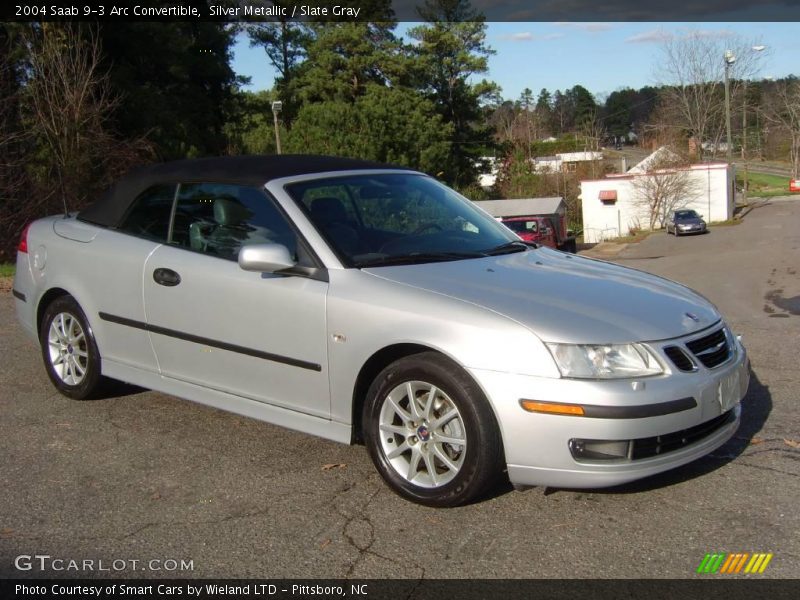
xmin=142 ymin=182 xmax=331 ymax=418
xmin=94 ymin=184 xmax=175 ymax=373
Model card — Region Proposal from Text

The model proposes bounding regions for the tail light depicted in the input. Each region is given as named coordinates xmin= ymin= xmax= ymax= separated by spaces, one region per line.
xmin=18 ymin=223 xmax=31 ymax=253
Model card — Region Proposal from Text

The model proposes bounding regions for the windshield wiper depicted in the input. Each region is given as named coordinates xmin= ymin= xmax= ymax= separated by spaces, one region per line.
xmin=483 ymin=240 xmax=535 ymax=255
xmin=355 ymin=251 xmax=487 ymax=268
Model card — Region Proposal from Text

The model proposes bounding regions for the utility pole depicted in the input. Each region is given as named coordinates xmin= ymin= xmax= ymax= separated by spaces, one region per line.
xmin=271 ymin=101 xmax=283 ymax=154
xmin=724 ymin=50 xmax=735 ymax=162
xmin=740 ymin=46 xmax=766 ymax=205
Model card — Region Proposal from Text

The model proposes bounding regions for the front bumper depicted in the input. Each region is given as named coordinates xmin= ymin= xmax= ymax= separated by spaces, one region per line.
xmin=470 ymin=335 xmax=750 ymax=489
xmin=678 ymin=224 xmax=707 ymax=234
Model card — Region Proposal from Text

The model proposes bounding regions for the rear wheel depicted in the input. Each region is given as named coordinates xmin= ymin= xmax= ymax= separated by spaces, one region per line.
xmin=362 ymin=352 xmax=504 ymax=507
xmin=40 ymin=296 xmax=107 ymax=400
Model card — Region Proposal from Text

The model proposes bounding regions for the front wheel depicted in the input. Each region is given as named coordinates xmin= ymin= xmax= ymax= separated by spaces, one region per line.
xmin=362 ymin=352 xmax=504 ymax=507
xmin=40 ymin=295 xmax=107 ymax=400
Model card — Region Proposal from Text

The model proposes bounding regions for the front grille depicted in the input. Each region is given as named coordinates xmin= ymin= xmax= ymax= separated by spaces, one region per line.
xmin=685 ymin=328 xmax=730 ymax=369
xmin=630 ymin=410 xmax=734 ymax=460
xmin=664 ymin=346 xmax=695 ymax=372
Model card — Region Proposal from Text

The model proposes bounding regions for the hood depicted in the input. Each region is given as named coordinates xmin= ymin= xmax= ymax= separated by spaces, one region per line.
xmin=677 ymin=217 xmax=705 ymax=225
xmin=364 ymin=247 xmax=720 ymax=344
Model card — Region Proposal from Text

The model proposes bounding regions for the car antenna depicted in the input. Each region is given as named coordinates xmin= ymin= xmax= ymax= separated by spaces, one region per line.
xmin=58 ymin=172 xmax=69 ymax=218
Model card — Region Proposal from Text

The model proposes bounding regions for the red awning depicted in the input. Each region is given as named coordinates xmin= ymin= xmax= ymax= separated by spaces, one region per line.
xmin=599 ymin=190 xmax=617 ymax=201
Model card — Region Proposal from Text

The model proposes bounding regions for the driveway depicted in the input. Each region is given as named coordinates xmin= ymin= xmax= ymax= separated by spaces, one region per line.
xmin=1 ymin=200 xmax=798 ymax=579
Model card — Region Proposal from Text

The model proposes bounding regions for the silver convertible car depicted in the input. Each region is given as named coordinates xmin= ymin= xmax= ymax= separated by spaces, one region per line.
xmin=13 ymin=156 xmax=750 ymax=506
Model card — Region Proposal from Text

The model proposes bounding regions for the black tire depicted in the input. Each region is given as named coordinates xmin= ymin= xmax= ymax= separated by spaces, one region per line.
xmin=362 ymin=352 xmax=504 ymax=507
xmin=39 ymin=295 xmax=107 ymax=400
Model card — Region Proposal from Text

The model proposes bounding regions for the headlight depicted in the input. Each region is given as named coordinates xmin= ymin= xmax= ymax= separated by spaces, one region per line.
xmin=546 ymin=343 xmax=664 ymax=379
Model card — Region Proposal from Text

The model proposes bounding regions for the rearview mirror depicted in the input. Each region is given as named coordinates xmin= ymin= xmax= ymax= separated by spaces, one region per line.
xmin=238 ymin=243 xmax=296 ymax=273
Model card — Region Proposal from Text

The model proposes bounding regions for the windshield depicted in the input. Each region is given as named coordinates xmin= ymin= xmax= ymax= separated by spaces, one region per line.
xmin=285 ymin=173 xmax=520 ymax=267
xmin=675 ymin=210 xmax=700 ymax=220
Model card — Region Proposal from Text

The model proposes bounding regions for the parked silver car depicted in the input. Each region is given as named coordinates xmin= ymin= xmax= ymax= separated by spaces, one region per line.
xmin=13 ymin=156 xmax=750 ymax=506
xmin=666 ymin=209 xmax=708 ymax=236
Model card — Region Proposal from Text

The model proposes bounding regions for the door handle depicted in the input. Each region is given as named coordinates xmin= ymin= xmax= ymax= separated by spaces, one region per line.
xmin=153 ymin=268 xmax=181 ymax=287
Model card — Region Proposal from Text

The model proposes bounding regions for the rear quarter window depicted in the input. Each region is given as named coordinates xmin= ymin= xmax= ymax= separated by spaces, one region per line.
xmin=117 ymin=184 xmax=176 ymax=242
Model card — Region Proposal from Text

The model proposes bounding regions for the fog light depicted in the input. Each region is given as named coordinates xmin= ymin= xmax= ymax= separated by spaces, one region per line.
xmin=569 ymin=438 xmax=632 ymax=461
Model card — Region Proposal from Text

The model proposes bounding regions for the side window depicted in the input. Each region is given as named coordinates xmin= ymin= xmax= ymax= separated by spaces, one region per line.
xmin=117 ymin=184 xmax=176 ymax=242
xmin=171 ymin=182 xmax=297 ymax=261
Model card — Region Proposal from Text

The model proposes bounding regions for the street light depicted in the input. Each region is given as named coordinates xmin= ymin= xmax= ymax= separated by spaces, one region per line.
xmin=723 ymin=50 xmax=736 ymax=161
xmin=271 ymin=100 xmax=283 ymax=155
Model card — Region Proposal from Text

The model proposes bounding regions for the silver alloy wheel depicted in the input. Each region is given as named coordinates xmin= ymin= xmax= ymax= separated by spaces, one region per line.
xmin=47 ymin=312 xmax=88 ymax=386
xmin=378 ymin=380 xmax=467 ymax=488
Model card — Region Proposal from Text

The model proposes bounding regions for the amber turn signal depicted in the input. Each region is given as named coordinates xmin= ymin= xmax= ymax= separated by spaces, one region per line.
xmin=520 ymin=400 xmax=585 ymax=416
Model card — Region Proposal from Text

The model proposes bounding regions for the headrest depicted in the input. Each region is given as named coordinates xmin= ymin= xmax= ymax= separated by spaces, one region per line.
xmin=310 ymin=197 xmax=347 ymax=223
xmin=214 ymin=197 xmax=251 ymax=226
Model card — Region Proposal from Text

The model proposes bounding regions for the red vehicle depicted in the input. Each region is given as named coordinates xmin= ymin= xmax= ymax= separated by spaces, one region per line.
xmin=501 ymin=215 xmax=577 ymax=253
xmin=477 ymin=197 xmax=577 ymax=253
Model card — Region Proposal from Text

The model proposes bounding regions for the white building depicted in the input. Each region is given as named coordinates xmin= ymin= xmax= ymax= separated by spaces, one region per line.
xmin=477 ymin=156 xmax=499 ymax=189
xmin=477 ymin=151 xmax=605 ymax=188
xmin=580 ymin=150 xmax=735 ymax=243
xmin=533 ymin=151 xmax=604 ymax=173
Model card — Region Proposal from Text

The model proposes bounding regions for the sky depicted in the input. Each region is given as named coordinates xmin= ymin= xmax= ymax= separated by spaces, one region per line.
xmin=231 ymin=21 xmax=800 ymax=103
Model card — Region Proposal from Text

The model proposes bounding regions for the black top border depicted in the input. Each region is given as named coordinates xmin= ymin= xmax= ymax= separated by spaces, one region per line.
xmin=3 ymin=0 xmax=800 ymax=22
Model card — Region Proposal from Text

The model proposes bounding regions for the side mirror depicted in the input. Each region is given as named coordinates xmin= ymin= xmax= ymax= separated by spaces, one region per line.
xmin=238 ymin=243 xmax=296 ymax=273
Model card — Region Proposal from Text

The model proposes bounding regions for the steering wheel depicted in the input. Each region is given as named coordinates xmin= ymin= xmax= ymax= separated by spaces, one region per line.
xmin=411 ymin=222 xmax=443 ymax=235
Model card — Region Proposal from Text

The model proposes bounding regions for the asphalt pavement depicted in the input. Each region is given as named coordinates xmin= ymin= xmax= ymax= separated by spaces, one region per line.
xmin=1 ymin=199 xmax=798 ymax=579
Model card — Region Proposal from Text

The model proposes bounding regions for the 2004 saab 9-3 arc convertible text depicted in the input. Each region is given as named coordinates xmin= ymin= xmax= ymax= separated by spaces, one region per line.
xmin=12 ymin=155 xmax=750 ymax=507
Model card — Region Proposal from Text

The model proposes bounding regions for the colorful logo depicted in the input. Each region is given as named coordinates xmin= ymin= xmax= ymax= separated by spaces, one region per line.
xmin=697 ymin=552 xmax=773 ymax=574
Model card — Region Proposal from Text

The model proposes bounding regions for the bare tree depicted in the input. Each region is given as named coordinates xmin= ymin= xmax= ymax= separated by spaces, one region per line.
xmin=655 ymin=32 xmax=765 ymax=158
xmin=631 ymin=151 xmax=702 ymax=230
xmin=762 ymin=80 xmax=800 ymax=178
xmin=580 ymin=109 xmax=606 ymax=152
xmin=489 ymin=100 xmax=517 ymax=147
xmin=22 ymin=23 xmax=122 ymax=210
xmin=0 ymin=23 xmax=152 ymax=260
xmin=641 ymin=99 xmax=693 ymax=153
xmin=0 ymin=24 xmax=40 ymax=261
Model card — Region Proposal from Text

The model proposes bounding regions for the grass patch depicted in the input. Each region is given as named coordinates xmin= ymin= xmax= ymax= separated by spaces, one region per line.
xmin=709 ymin=219 xmax=742 ymax=227
xmin=738 ymin=171 xmax=798 ymax=197
xmin=0 ymin=263 xmax=15 ymax=278
xmin=608 ymin=230 xmax=656 ymax=244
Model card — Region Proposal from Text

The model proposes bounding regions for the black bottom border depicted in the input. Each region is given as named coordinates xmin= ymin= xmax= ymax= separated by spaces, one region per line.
xmin=2 ymin=579 xmax=799 ymax=600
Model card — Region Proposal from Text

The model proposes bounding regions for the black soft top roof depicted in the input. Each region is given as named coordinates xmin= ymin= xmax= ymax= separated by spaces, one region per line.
xmin=78 ymin=154 xmax=406 ymax=228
